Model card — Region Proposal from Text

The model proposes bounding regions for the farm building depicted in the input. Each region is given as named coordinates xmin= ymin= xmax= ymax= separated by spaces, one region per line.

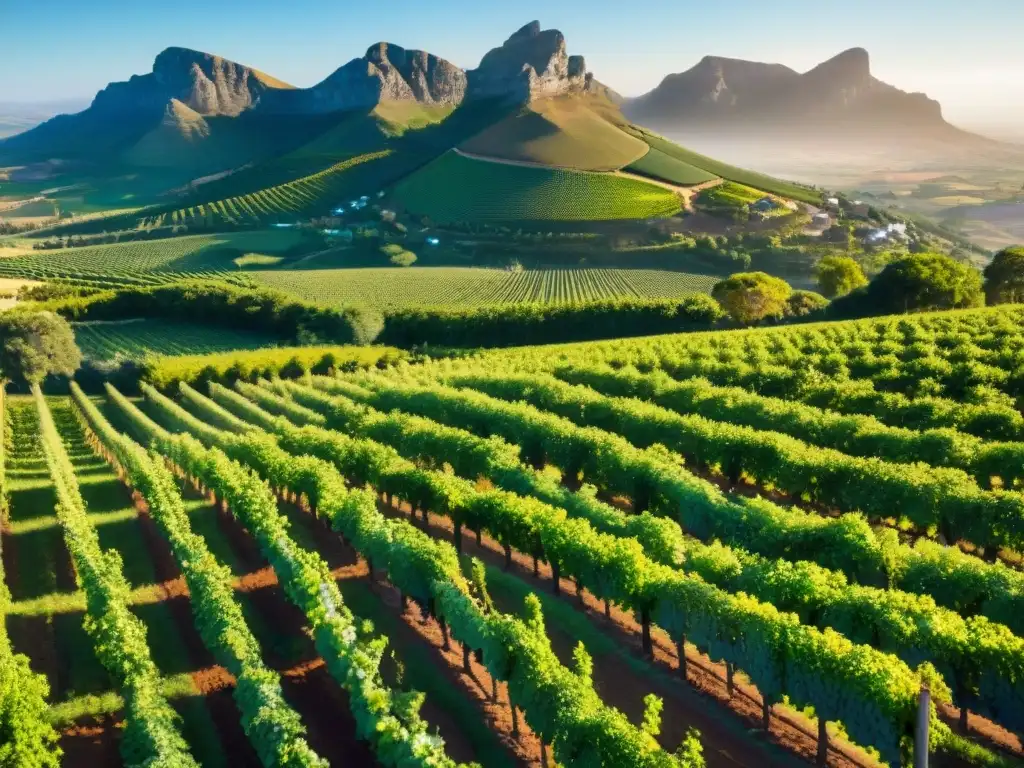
xmin=812 ymin=212 xmax=832 ymax=228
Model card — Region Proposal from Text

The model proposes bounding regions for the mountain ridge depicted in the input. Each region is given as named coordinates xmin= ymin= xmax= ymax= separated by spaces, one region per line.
xmin=625 ymin=47 xmax=969 ymax=141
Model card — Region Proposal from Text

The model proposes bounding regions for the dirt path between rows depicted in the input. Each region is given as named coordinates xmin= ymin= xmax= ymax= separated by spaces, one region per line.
xmin=280 ymin=497 xmax=528 ymax=767
xmin=386 ymin=498 xmax=868 ymax=768
xmin=130 ymin=491 xmax=261 ymax=768
xmin=211 ymin=496 xmax=379 ymax=767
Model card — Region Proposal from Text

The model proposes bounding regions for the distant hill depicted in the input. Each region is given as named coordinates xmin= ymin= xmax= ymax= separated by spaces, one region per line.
xmin=626 ymin=48 xmax=986 ymax=145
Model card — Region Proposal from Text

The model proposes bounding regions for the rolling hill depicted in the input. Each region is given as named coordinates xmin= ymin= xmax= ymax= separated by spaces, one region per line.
xmin=458 ymin=95 xmax=648 ymax=171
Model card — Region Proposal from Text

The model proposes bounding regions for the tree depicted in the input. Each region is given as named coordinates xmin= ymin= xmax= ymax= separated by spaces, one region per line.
xmin=983 ymin=246 xmax=1024 ymax=304
xmin=815 ymin=255 xmax=867 ymax=298
xmin=785 ymin=289 xmax=830 ymax=318
xmin=0 ymin=311 xmax=81 ymax=384
xmin=865 ymin=252 xmax=984 ymax=313
xmin=711 ymin=272 xmax=792 ymax=325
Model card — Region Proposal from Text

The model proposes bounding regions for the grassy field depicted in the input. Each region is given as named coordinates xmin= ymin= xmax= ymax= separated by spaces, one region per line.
xmin=393 ymin=151 xmax=681 ymax=223
xmin=625 ymin=147 xmax=718 ymax=187
xmin=696 ymin=181 xmax=765 ymax=211
xmin=0 ymin=230 xmax=305 ymax=284
xmin=459 ymin=97 xmax=649 ymax=172
xmin=74 ymin=319 xmax=281 ymax=361
xmin=251 ymin=266 xmax=717 ymax=308
xmin=630 ymin=128 xmax=822 ymax=204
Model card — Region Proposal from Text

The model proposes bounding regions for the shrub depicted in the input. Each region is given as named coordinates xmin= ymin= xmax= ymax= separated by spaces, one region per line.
xmin=711 ymin=272 xmax=793 ymax=325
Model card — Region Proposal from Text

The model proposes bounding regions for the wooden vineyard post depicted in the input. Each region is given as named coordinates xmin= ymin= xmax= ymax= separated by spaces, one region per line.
xmin=726 ymin=662 xmax=735 ymax=697
xmin=916 ymin=684 xmax=930 ymax=768
xmin=677 ymin=635 xmax=687 ymax=679
xmin=454 ymin=521 xmax=462 ymax=553
xmin=640 ymin=608 xmax=652 ymax=658
xmin=816 ymin=718 xmax=828 ymax=767
xmin=551 ymin=561 xmax=560 ymax=595
xmin=762 ymin=700 xmax=772 ymax=731
xmin=503 ymin=542 xmax=512 ymax=570
xmin=511 ymin=704 xmax=519 ymax=738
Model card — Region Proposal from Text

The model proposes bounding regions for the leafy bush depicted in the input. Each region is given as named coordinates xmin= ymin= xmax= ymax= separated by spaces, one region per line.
xmin=711 ymin=272 xmax=793 ymax=325
xmin=815 ymin=255 xmax=867 ymax=298
xmin=379 ymin=295 xmax=724 ymax=348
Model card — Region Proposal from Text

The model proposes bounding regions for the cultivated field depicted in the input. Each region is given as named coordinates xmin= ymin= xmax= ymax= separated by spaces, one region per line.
xmin=0 ymin=230 xmax=304 ymax=285
xmin=6 ymin=305 xmax=1024 ymax=767
xmin=393 ymin=151 xmax=682 ymax=223
xmin=74 ymin=319 xmax=280 ymax=361
xmin=251 ymin=267 xmax=718 ymax=308
xmin=625 ymin=147 xmax=719 ymax=187
xmin=137 ymin=151 xmax=392 ymax=229
xmin=630 ymin=128 xmax=823 ymax=205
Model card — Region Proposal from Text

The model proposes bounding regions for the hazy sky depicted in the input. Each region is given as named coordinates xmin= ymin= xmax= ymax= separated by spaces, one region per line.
xmin=1 ymin=0 xmax=1021 ymax=131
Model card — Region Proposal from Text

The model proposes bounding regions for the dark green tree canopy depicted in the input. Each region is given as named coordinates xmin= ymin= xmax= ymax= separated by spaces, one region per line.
xmin=785 ymin=289 xmax=830 ymax=318
xmin=865 ymin=252 xmax=983 ymax=314
xmin=815 ymin=255 xmax=867 ymax=298
xmin=0 ymin=311 xmax=82 ymax=383
xmin=712 ymin=272 xmax=792 ymax=325
xmin=983 ymin=246 xmax=1024 ymax=305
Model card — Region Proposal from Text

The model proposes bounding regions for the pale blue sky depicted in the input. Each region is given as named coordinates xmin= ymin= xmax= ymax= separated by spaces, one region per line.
xmin=1 ymin=0 xmax=1021 ymax=129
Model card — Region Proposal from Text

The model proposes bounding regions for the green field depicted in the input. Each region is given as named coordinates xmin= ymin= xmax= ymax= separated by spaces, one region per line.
xmin=140 ymin=150 xmax=391 ymax=228
xmin=393 ymin=151 xmax=681 ymax=223
xmin=697 ymin=181 xmax=765 ymax=210
xmin=625 ymin=147 xmax=718 ymax=186
xmin=459 ymin=98 xmax=649 ymax=172
xmin=251 ymin=266 xmax=717 ymax=308
xmin=630 ymin=128 xmax=822 ymax=204
xmin=0 ymin=230 xmax=305 ymax=284
xmin=74 ymin=319 xmax=281 ymax=360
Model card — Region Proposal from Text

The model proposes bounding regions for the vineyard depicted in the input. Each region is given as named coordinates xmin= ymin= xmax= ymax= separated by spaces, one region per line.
xmin=0 ymin=231 xmax=304 ymax=286
xmin=251 ymin=267 xmax=719 ymax=309
xmin=135 ymin=151 xmax=392 ymax=229
xmin=74 ymin=320 xmax=280 ymax=361
xmin=392 ymin=151 xmax=682 ymax=223
xmin=5 ymin=303 xmax=1024 ymax=767
xmin=627 ymin=128 xmax=824 ymax=205
xmin=625 ymin=148 xmax=719 ymax=187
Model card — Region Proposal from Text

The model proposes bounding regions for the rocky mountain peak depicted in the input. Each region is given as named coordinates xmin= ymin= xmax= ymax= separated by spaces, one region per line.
xmin=467 ymin=21 xmax=592 ymax=103
xmin=264 ymin=42 xmax=466 ymax=114
xmin=627 ymin=46 xmax=954 ymax=137
xmin=805 ymin=47 xmax=872 ymax=87
xmin=507 ymin=21 xmax=542 ymax=44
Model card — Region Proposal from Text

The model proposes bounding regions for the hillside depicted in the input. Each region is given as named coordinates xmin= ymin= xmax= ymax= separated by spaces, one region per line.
xmin=459 ymin=95 xmax=648 ymax=171
xmin=392 ymin=150 xmax=681 ymax=223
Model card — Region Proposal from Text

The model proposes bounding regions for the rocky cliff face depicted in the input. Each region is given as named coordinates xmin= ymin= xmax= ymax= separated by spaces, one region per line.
xmin=86 ymin=47 xmax=290 ymax=118
xmin=267 ymin=43 xmax=466 ymax=113
xmin=627 ymin=48 xmax=951 ymax=136
xmin=466 ymin=21 xmax=593 ymax=102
